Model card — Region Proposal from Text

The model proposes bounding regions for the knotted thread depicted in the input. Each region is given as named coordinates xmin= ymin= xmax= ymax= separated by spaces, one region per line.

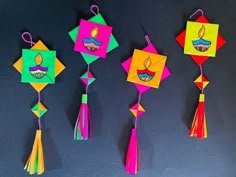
xmin=21 ymin=32 xmax=36 ymax=47
xmin=90 ymin=5 xmax=99 ymax=15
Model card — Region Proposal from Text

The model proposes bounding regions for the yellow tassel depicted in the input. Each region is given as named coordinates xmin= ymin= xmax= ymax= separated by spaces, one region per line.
xmin=24 ymin=130 xmax=45 ymax=175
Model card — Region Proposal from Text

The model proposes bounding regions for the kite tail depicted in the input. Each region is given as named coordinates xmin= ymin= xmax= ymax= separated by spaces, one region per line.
xmin=189 ymin=94 xmax=207 ymax=139
xmin=24 ymin=130 xmax=45 ymax=175
xmin=74 ymin=94 xmax=91 ymax=140
xmin=125 ymin=128 xmax=139 ymax=175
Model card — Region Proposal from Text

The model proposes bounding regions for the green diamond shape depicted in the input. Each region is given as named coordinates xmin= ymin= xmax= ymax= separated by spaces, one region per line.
xmin=32 ymin=102 xmax=47 ymax=118
xmin=80 ymin=71 xmax=95 ymax=85
xmin=69 ymin=13 xmax=119 ymax=64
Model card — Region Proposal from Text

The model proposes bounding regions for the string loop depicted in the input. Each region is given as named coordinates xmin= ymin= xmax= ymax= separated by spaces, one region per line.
xmin=145 ymin=35 xmax=151 ymax=45
xmin=21 ymin=32 xmax=36 ymax=47
xmin=189 ymin=9 xmax=204 ymax=19
xmin=90 ymin=5 xmax=99 ymax=15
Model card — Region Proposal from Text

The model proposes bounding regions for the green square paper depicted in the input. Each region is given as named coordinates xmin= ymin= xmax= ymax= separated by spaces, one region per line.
xmin=69 ymin=13 xmax=119 ymax=64
xmin=21 ymin=49 xmax=56 ymax=84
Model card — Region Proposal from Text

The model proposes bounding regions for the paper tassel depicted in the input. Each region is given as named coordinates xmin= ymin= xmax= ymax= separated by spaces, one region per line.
xmin=24 ymin=130 xmax=45 ymax=175
xmin=189 ymin=94 xmax=207 ymax=139
xmin=125 ymin=128 xmax=139 ymax=174
xmin=74 ymin=94 xmax=91 ymax=140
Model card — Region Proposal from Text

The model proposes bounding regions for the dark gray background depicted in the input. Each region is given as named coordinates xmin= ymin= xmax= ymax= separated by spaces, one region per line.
xmin=0 ymin=0 xmax=235 ymax=177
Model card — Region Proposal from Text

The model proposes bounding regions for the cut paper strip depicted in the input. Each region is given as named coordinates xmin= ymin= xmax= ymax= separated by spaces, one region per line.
xmin=122 ymin=43 xmax=171 ymax=93
xmin=24 ymin=130 xmax=44 ymax=175
xmin=125 ymin=128 xmax=139 ymax=175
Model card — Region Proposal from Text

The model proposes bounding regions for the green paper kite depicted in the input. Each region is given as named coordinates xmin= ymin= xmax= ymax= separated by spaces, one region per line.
xmin=69 ymin=5 xmax=118 ymax=141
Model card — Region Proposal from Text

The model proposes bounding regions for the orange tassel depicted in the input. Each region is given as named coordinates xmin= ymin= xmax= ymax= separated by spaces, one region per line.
xmin=24 ymin=130 xmax=45 ymax=175
xmin=189 ymin=94 xmax=207 ymax=139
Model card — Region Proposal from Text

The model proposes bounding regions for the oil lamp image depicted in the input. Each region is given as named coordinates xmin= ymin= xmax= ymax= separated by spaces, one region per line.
xmin=137 ymin=57 xmax=155 ymax=82
xmin=29 ymin=53 xmax=48 ymax=79
xmin=192 ymin=25 xmax=211 ymax=52
xmin=83 ymin=27 xmax=102 ymax=52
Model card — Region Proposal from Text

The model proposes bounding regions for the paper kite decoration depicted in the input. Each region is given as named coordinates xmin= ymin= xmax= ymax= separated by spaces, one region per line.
xmin=68 ymin=5 xmax=118 ymax=140
xmin=176 ymin=9 xmax=226 ymax=139
xmin=122 ymin=35 xmax=171 ymax=174
xmin=13 ymin=32 xmax=65 ymax=175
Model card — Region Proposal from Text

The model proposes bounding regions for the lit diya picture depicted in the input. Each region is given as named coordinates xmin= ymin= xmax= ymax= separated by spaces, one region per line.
xmin=137 ymin=57 xmax=155 ymax=82
xmin=83 ymin=27 xmax=102 ymax=52
xmin=192 ymin=25 xmax=211 ymax=52
xmin=29 ymin=53 xmax=48 ymax=79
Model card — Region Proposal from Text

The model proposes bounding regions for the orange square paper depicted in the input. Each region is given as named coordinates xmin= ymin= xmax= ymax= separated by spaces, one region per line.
xmin=184 ymin=21 xmax=219 ymax=57
xmin=127 ymin=49 xmax=166 ymax=88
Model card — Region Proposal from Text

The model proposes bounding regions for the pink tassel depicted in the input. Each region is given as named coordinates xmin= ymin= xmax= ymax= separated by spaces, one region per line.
xmin=74 ymin=94 xmax=91 ymax=140
xmin=125 ymin=128 xmax=139 ymax=175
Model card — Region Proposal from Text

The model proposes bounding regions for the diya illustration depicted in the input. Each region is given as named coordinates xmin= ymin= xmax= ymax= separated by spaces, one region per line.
xmin=192 ymin=25 xmax=211 ymax=52
xmin=83 ymin=27 xmax=102 ymax=52
xmin=137 ymin=57 xmax=155 ymax=82
xmin=29 ymin=53 xmax=48 ymax=79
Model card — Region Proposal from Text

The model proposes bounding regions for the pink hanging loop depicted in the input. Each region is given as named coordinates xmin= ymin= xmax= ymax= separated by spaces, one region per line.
xmin=189 ymin=9 xmax=204 ymax=19
xmin=21 ymin=32 xmax=36 ymax=47
xmin=90 ymin=5 xmax=100 ymax=15
xmin=145 ymin=35 xmax=151 ymax=45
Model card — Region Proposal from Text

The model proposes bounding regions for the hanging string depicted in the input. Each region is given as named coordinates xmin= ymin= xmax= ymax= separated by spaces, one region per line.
xmin=145 ymin=35 xmax=151 ymax=45
xmin=38 ymin=92 xmax=42 ymax=130
xmin=21 ymin=32 xmax=36 ymax=47
xmin=189 ymin=9 xmax=204 ymax=19
xmin=90 ymin=5 xmax=99 ymax=15
xmin=199 ymin=65 xmax=204 ymax=94
xmin=85 ymin=64 xmax=90 ymax=94
xmin=134 ymin=93 xmax=142 ymax=128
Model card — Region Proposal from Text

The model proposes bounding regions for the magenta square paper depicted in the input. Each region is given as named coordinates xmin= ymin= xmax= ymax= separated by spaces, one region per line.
xmin=74 ymin=19 xmax=112 ymax=58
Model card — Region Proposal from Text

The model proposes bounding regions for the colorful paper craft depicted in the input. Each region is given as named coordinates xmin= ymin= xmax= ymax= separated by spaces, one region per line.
xmin=176 ymin=9 xmax=226 ymax=139
xmin=122 ymin=36 xmax=171 ymax=174
xmin=74 ymin=19 xmax=112 ymax=58
xmin=13 ymin=32 xmax=65 ymax=175
xmin=68 ymin=5 xmax=118 ymax=141
xmin=184 ymin=22 xmax=219 ymax=57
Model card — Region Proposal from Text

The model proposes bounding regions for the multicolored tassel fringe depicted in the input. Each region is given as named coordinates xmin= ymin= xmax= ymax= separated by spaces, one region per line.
xmin=125 ymin=128 xmax=139 ymax=175
xmin=24 ymin=130 xmax=45 ymax=175
xmin=189 ymin=94 xmax=207 ymax=139
xmin=74 ymin=94 xmax=91 ymax=140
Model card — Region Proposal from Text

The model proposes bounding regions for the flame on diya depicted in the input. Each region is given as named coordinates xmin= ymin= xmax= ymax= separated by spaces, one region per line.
xmin=137 ymin=57 xmax=155 ymax=82
xmin=192 ymin=25 xmax=211 ymax=52
xmin=29 ymin=53 xmax=48 ymax=79
xmin=83 ymin=27 xmax=102 ymax=52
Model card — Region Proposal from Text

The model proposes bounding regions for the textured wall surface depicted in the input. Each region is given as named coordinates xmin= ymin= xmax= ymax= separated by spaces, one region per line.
xmin=0 ymin=0 xmax=235 ymax=177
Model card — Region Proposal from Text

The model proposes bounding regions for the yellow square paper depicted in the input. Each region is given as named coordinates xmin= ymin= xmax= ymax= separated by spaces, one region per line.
xmin=127 ymin=49 xmax=166 ymax=88
xmin=184 ymin=21 xmax=219 ymax=57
